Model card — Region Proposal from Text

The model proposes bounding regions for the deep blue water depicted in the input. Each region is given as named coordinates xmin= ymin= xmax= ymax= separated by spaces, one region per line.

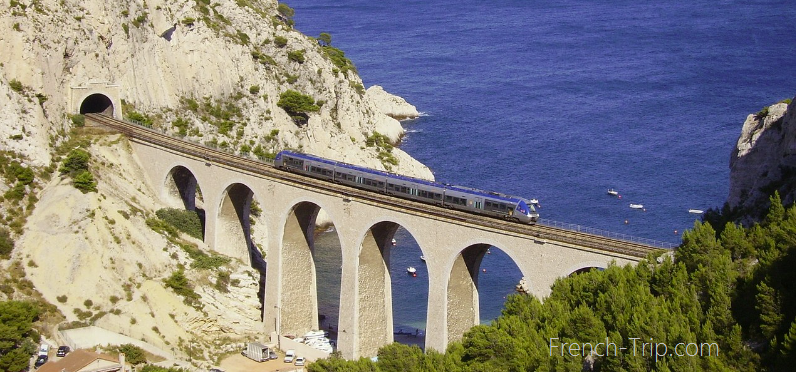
xmin=293 ymin=0 xmax=796 ymax=345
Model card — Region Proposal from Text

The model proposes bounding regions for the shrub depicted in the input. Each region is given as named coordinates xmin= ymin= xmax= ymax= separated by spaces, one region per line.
xmin=214 ymin=271 xmax=230 ymax=293
xmin=69 ymin=114 xmax=85 ymax=127
xmin=164 ymin=270 xmax=200 ymax=306
xmin=109 ymin=295 xmax=120 ymax=304
xmin=154 ymin=208 xmax=203 ymax=239
xmin=249 ymin=85 xmax=260 ymax=95
xmin=73 ymin=170 xmax=98 ymax=193
xmin=322 ymin=46 xmax=357 ymax=74
xmin=59 ymin=149 xmax=90 ymax=175
xmin=56 ymin=295 xmax=67 ymax=303
xmin=9 ymin=79 xmax=24 ymax=93
xmin=109 ymin=344 xmax=147 ymax=365
xmin=287 ymin=49 xmax=305 ymax=64
xmin=0 ymin=228 xmax=14 ymax=258
xmin=83 ymin=299 xmax=93 ymax=308
xmin=277 ymin=90 xmax=319 ymax=122
xmin=274 ymin=36 xmax=287 ymax=48
xmin=181 ymin=17 xmax=195 ymax=26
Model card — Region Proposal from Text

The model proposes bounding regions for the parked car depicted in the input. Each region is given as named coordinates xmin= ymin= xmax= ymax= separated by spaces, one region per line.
xmin=268 ymin=351 xmax=278 ymax=360
xmin=284 ymin=349 xmax=295 ymax=363
xmin=294 ymin=356 xmax=305 ymax=366
xmin=34 ymin=355 xmax=48 ymax=368
xmin=56 ymin=346 xmax=70 ymax=357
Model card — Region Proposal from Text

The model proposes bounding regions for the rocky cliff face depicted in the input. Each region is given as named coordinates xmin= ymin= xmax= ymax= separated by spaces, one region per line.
xmin=0 ymin=0 xmax=432 ymax=364
xmin=0 ymin=0 xmax=431 ymax=178
xmin=727 ymin=97 xmax=796 ymax=219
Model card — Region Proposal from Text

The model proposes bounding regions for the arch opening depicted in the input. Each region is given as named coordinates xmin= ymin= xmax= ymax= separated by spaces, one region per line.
xmin=164 ymin=166 xmax=206 ymax=238
xmin=446 ymin=245 xmax=524 ymax=344
xmin=79 ymin=93 xmax=114 ymax=116
xmin=278 ymin=202 xmax=342 ymax=356
xmin=216 ymin=183 xmax=255 ymax=262
xmin=356 ymin=222 xmax=428 ymax=356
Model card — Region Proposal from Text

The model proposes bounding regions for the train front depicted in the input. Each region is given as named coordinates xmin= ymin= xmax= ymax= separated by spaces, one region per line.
xmin=516 ymin=199 xmax=540 ymax=224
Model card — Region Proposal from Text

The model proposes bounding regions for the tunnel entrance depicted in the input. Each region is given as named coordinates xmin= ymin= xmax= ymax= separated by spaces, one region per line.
xmin=79 ymin=93 xmax=114 ymax=116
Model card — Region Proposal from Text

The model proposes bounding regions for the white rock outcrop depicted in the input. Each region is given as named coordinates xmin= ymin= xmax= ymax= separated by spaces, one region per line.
xmin=0 ymin=0 xmax=431 ymax=178
xmin=727 ymin=97 xmax=796 ymax=216
xmin=366 ymin=85 xmax=420 ymax=120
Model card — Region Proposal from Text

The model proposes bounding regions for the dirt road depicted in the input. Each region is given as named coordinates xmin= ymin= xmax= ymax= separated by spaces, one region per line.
xmin=218 ymin=353 xmax=305 ymax=372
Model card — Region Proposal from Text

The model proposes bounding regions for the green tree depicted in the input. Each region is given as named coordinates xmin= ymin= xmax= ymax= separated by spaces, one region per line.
xmin=277 ymin=3 xmax=295 ymax=25
xmin=60 ymin=148 xmax=90 ymax=175
xmin=113 ymin=344 xmax=146 ymax=365
xmin=277 ymin=90 xmax=319 ymax=124
xmin=377 ymin=343 xmax=424 ymax=372
xmin=73 ymin=170 xmax=98 ymax=193
xmin=318 ymin=32 xmax=332 ymax=46
xmin=0 ymin=301 xmax=41 ymax=372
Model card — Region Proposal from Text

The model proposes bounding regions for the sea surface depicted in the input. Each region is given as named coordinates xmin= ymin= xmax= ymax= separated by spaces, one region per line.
xmin=291 ymin=0 xmax=796 ymax=347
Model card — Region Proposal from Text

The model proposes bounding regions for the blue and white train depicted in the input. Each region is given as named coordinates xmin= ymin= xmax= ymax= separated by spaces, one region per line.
xmin=273 ymin=151 xmax=539 ymax=224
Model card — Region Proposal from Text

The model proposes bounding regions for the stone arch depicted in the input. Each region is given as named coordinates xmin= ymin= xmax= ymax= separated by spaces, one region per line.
xmin=355 ymin=220 xmax=400 ymax=357
xmin=215 ymin=183 xmax=256 ymax=262
xmin=445 ymin=242 xmax=528 ymax=344
xmin=79 ymin=93 xmax=115 ymax=117
xmin=564 ymin=261 xmax=608 ymax=277
xmin=163 ymin=165 xmax=202 ymax=211
xmin=279 ymin=201 xmax=323 ymax=337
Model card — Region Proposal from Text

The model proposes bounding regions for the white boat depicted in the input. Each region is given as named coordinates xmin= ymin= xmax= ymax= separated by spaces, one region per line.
xmin=688 ymin=209 xmax=704 ymax=214
xmin=608 ymin=189 xmax=619 ymax=196
xmin=530 ymin=198 xmax=539 ymax=204
xmin=407 ymin=266 xmax=417 ymax=274
xmin=629 ymin=204 xmax=644 ymax=209
xmin=391 ymin=238 xmax=397 ymax=246
xmin=420 ymin=255 xmax=426 ymax=261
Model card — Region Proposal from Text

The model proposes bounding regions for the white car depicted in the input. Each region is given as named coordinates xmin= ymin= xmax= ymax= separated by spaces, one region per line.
xmin=294 ymin=356 xmax=305 ymax=366
xmin=284 ymin=349 xmax=295 ymax=363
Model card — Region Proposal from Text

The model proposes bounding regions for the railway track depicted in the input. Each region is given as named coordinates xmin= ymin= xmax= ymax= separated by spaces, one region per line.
xmin=85 ymin=114 xmax=671 ymax=259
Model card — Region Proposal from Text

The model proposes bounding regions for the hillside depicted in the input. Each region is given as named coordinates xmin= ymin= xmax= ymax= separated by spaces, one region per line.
xmin=0 ymin=0 xmax=433 ymax=367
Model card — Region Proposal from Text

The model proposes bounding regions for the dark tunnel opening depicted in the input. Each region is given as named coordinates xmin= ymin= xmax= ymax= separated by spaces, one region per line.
xmin=79 ymin=93 xmax=114 ymax=116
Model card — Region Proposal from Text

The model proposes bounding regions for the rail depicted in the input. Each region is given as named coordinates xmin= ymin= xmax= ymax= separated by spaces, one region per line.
xmin=538 ymin=219 xmax=677 ymax=249
xmin=85 ymin=114 xmax=674 ymax=257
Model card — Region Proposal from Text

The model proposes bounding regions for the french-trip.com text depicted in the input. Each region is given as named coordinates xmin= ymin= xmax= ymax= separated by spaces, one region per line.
xmin=549 ymin=337 xmax=719 ymax=362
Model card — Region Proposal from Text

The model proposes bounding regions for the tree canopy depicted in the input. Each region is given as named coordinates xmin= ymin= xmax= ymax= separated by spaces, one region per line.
xmin=309 ymin=192 xmax=796 ymax=371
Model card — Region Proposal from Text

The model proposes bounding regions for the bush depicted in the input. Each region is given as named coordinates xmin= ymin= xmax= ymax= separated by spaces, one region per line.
xmin=274 ymin=35 xmax=287 ymax=48
xmin=109 ymin=344 xmax=147 ymax=365
xmin=69 ymin=114 xmax=85 ymax=127
xmin=249 ymin=85 xmax=260 ymax=95
xmin=287 ymin=49 xmax=305 ymax=64
xmin=9 ymin=79 xmax=24 ymax=93
xmin=277 ymin=90 xmax=319 ymax=117
xmin=0 ymin=228 xmax=14 ymax=258
xmin=73 ymin=170 xmax=98 ymax=193
xmin=56 ymin=295 xmax=67 ymax=303
xmin=59 ymin=149 xmax=90 ymax=175
xmin=164 ymin=270 xmax=200 ymax=306
xmin=155 ymin=208 xmax=203 ymax=239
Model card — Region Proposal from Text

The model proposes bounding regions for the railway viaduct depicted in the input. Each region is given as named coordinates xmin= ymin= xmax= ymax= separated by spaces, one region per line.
xmin=85 ymin=113 xmax=666 ymax=359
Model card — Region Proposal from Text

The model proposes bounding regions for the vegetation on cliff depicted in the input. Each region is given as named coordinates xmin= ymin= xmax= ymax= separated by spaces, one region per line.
xmin=310 ymin=193 xmax=796 ymax=371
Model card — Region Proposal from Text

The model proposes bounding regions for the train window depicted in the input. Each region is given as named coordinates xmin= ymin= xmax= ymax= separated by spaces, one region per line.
xmin=445 ymin=195 xmax=452 ymax=202
xmin=475 ymin=201 xmax=483 ymax=209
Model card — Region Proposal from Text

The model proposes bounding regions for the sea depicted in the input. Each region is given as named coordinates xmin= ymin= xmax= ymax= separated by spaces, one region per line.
xmin=290 ymin=0 xmax=796 ymax=348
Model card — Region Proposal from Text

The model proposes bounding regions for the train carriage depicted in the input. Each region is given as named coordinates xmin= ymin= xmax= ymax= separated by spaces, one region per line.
xmin=275 ymin=151 xmax=336 ymax=181
xmin=333 ymin=162 xmax=388 ymax=193
xmin=445 ymin=185 xmax=538 ymax=224
xmin=385 ymin=174 xmax=445 ymax=206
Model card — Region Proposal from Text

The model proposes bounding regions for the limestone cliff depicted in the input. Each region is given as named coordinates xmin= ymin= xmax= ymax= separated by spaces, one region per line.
xmin=727 ymin=96 xmax=796 ymax=220
xmin=0 ymin=0 xmax=429 ymax=178
xmin=0 ymin=0 xmax=430 ymax=365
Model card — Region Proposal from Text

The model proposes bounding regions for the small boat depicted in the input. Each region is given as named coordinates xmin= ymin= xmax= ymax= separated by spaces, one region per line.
xmin=608 ymin=189 xmax=619 ymax=196
xmin=688 ymin=209 xmax=704 ymax=214
xmin=629 ymin=204 xmax=644 ymax=209
xmin=391 ymin=238 xmax=397 ymax=246
xmin=407 ymin=267 xmax=416 ymax=274
xmin=420 ymin=255 xmax=426 ymax=261
xmin=530 ymin=198 xmax=539 ymax=204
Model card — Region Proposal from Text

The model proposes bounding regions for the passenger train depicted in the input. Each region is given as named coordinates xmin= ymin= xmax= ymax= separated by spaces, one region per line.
xmin=273 ymin=151 xmax=539 ymax=224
